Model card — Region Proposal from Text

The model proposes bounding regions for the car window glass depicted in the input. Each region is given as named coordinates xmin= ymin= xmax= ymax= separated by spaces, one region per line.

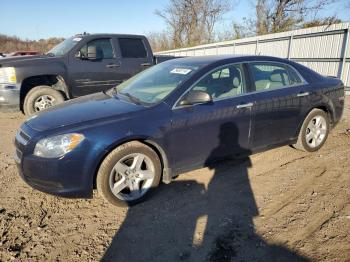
xmin=119 ymin=38 xmax=147 ymax=58
xmin=192 ymin=64 xmax=246 ymax=100
xmin=80 ymin=38 xmax=114 ymax=59
xmin=116 ymin=62 xmax=200 ymax=105
xmin=287 ymin=66 xmax=303 ymax=85
xmin=250 ymin=62 xmax=302 ymax=91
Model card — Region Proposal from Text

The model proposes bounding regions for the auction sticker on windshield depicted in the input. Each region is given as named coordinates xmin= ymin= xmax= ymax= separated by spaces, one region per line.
xmin=170 ymin=68 xmax=192 ymax=75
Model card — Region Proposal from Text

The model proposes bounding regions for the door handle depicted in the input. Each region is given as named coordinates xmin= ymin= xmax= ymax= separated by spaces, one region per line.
xmin=106 ymin=63 xmax=120 ymax=68
xmin=236 ymin=102 xmax=254 ymax=109
xmin=297 ymin=92 xmax=310 ymax=97
xmin=141 ymin=63 xmax=151 ymax=67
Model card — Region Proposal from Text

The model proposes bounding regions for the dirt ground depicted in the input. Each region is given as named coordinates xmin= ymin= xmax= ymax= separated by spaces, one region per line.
xmin=0 ymin=99 xmax=350 ymax=262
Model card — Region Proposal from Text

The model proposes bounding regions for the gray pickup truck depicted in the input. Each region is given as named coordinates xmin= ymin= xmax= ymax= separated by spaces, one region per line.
xmin=0 ymin=33 xmax=175 ymax=115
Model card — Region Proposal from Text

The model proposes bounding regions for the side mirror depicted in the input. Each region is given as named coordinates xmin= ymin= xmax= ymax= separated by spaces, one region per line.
xmin=75 ymin=51 xmax=82 ymax=59
xmin=180 ymin=90 xmax=212 ymax=106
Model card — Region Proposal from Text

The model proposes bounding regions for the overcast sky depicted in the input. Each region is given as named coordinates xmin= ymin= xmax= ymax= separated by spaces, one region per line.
xmin=0 ymin=0 xmax=348 ymax=40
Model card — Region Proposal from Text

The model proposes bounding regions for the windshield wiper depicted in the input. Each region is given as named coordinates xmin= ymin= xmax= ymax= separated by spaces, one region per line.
xmin=46 ymin=52 xmax=55 ymax=57
xmin=120 ymin=92 xmax=142 ymax=105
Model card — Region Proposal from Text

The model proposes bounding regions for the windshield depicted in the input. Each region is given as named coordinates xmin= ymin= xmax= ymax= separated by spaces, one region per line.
xmin=46 ymin=36 xmax=83 ymax=56
xmin=115 ymin=61 xmax=201 ymax=105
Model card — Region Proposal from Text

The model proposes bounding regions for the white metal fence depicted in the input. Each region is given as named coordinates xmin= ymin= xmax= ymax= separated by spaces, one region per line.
xmin=156 ymin=22 xmax=350 ymax=87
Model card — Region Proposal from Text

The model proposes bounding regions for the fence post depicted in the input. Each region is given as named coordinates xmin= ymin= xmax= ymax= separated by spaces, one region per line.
xmin=255 ymin=40 xmax=259 ymax=55
xmin=287 ymin=35 xmax=293 ymax=59
xmin=340 ymin=27 xmax=349 ymax=80
xmin=232 ymin=42 xmax=235 ymax=55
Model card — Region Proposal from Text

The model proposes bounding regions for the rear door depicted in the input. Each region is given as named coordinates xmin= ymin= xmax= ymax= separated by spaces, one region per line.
xmin=69 ymin=38 xmax=123 ymax=97
xmin=248 ymin=61 xmax=310 ymax=149
xmin=116 ymin=38 xmax=153 ymax=76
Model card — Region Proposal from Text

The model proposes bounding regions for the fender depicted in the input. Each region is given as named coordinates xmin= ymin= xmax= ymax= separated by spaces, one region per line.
xmin=54 ymin=75 xmax=71 ymax=98
xmin=144 ymin=139 xmax=172 ymax=184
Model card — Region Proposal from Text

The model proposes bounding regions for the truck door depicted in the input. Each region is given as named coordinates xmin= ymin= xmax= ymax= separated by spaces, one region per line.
xmin=116 ymin=37 xmax=154 ymax=76
xmin=69 ymin=38 xmax=124 ymax=97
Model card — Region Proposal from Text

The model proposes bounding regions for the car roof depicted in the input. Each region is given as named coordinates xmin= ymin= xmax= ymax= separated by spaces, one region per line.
xmin=75 ymin=33 xmax=147 ymax=39
xmin=163 ymin=55 xmax=294 ymax=68
xmin=172 ymin=55 xmax=290 ymax=64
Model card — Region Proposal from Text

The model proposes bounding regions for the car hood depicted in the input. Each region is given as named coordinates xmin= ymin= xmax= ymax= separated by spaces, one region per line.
xmin=0 ymin=55 xmax=55 ymax=66
xmin=25 ymin=92 xmax=143 ymax=132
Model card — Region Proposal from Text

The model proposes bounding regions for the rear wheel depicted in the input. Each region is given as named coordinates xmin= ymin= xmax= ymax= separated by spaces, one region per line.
xmin=23 ymin=86 xmax=65 ymax=115
xmin=293 ymin=109 xmax=329 ymax=152
xmin=96 ymin=141 xmax=162 ymax=207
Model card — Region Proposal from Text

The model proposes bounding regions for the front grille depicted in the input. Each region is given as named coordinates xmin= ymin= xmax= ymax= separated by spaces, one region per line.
xmin=14 ymin=148 xmax=22 ymax=164
xmin=15 ymin=129 xmax=31 ymax=146
xmin=15 ymin=149 xmax=22 ymax=159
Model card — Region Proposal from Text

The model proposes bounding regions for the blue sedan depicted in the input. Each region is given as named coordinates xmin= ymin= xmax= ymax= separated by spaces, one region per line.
xmin=14 ymin=55 xmax=345 ymax=206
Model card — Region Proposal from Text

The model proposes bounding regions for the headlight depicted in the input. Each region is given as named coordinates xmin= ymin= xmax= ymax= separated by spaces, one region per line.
xmin=0 ymin=67 xmax=16 ymax=84
xmin=34 ymin=133 xmax=85 ymax=158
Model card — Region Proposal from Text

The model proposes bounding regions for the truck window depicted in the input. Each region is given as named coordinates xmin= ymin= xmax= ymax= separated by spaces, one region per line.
xmin=80 ymin=39 xmax=114 ymax=59
xmin=119 ymin=38 xmax=147 ymax=58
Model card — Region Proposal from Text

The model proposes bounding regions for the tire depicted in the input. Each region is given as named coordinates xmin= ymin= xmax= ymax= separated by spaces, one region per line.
xmin=96 ymin=141 xmax=162 ymax=207
xmin=293 ymin=109 xmax=330 ymax=152
xmin=23 ymin=86 xmax=65 ymax=115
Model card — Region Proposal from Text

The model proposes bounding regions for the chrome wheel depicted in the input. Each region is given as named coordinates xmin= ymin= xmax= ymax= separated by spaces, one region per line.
xmin=109 ymin=153 xmax=155 ymax=201
xmin=34 ymin=95 xmax=55 ymax=111
xmin=305 ymin=115 xmax=327 ymax=148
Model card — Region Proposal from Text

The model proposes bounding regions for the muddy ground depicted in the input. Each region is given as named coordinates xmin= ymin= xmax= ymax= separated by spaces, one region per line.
xmin=0 ymin=99 xmax=350 ymax=262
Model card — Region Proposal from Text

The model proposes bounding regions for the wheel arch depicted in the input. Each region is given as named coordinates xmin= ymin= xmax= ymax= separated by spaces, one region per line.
xmin=20 ymin=74 xmax=70 ymax=110
xmin=92 ymin=138 xmax=172 ymax=189
xmin=294 ymin=103 xmax=334 ymax=138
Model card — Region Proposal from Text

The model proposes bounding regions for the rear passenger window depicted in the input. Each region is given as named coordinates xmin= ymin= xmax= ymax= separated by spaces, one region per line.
xmin=249 ymin=62 xmax=303 ymax=91
xmin=119 ymin=38 xmax=147 ymax=58
xmin=192 ymin=64 xmax=246 ymax=100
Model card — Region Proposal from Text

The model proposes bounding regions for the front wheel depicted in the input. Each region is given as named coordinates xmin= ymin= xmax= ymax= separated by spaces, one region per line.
xmin=23 ymin=86 xmax=65 ymax=115
xmin=293 ymin=109 xmax=330 ymax=152
xmin=96 ymin=141 xmax=162 ymax=207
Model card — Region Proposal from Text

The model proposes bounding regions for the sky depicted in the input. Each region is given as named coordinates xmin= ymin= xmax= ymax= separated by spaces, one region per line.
xmin=0 ymin=0 xmax=348 ymax=40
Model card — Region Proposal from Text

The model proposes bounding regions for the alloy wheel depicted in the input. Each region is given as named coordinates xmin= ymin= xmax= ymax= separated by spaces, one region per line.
xmin=109 ymin=153 xmax=155 ymax=201
xmin=305 ymin=115 xmax=327 ymax=148
xmin=34 ymin=95 xmax=55 ymax=111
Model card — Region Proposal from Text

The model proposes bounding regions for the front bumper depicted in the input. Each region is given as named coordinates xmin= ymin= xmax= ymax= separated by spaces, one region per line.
xmin=0 ymin=83 xmax=20 ymax=111
xmin=14 ymin=125 xmax=94 ymax=198
xmin=15 ymin=155 xmax=93 ymax=198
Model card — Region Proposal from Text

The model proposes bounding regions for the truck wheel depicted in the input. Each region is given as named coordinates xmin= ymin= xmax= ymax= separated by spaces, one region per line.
xmin=96 ymin=141 xmax=162 ymax=207
xmin=293 ymin=109 xmax=329 ymax=152
xmin=23 ymin=86 xmax=65 ymax=115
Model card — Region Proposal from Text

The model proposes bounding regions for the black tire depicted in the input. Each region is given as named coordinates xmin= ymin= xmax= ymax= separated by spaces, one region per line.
xmin=23 ymin=85 xmax=65 ymax=115
xmin=96 ymin=141 xmax=162 ymax=207
xmin=293 ymin=109 xmax=330 ymax=152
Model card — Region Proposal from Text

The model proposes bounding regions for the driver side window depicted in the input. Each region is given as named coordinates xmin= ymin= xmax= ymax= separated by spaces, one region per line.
xmin=192 ymin=64 xmax=246 ymax=100
xmin=79 ymin=38 xmax=114 ymax=59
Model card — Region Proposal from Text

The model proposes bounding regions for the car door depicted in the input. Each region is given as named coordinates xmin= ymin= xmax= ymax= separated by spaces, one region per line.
xmin=117 ymin=38 xmax=154 ymax=76
xmin=69 ymin=38 xmax=124 ymax=97
xmin=248 ymin=61 xmax=309 ymax=149
xmin=169 ymin=63 xmax=254 ymax=172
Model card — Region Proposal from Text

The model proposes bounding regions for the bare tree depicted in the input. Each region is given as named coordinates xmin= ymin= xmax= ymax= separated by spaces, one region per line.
xmin=255 ymin=0 xmax=339 ymax=35
xmin=147 ymin=31 xmax=172 ymax=52
xmin=155 ymin=0 xmax=230 ymax=48
xmin=0 ymin=34 xmax=64 ymax=53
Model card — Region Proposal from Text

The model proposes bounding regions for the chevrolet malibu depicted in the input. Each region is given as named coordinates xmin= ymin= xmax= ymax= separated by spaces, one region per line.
xmin=14 ymin=55 xmax=344 ymax=206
